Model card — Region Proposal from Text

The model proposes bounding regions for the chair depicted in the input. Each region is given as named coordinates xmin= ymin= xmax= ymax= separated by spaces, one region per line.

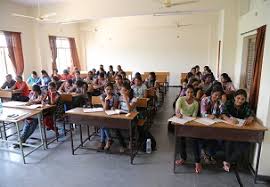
xmin=59 ymin=94 xmax=73 ymax=136
xmin=91 ymin=96 xmax=102 ymax=107
xmin=136 ymin=98 xmax=150 ymax=127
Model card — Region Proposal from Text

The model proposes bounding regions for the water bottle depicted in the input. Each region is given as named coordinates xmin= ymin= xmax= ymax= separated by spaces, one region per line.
xmin=0 ymin=98 xmax=3 ymax=114
xmin=146 ymin=138 xmax=152 ymax=154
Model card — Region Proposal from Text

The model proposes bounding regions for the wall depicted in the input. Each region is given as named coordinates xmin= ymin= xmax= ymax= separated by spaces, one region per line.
xmin=80 ymin=14 xmax=219 ymax=85
xmin=235 ymin=0 xmax=270 ymax=175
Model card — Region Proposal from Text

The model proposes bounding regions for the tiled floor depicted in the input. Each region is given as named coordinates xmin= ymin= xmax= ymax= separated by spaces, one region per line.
xmin=0 ymin=88 xmax=269 ymax=187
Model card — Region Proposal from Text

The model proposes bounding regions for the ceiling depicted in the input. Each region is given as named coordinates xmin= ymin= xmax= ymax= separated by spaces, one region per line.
xmin=9 ymin=0 xmax=67 ymax=6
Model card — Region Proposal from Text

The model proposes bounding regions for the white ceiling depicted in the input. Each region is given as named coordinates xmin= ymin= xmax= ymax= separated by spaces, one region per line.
xmin=9 ymin=0 xmax=67 ymax=6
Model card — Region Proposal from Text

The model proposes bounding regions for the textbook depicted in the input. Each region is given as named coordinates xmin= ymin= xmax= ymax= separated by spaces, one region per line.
xmin=168 ymin=116 xmax=196 ymax=125
xmin=194 ymin=118 xmax=226 ymax=126
xmin=105 ymin=109 xmax=128 ymax=115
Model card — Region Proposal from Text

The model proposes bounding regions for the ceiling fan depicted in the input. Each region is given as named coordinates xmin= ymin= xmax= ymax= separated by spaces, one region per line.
xmin=160 ymin=0 xmax=200 ymax=8
xmin=12 ymin=0 xmax=56 ymax=22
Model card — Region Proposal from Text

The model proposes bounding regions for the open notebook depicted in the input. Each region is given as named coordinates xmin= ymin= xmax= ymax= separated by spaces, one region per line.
xmin=168 ymin=116 xmax=196 ymax=125
xmin=0 ymin=111 xmax=30 ymax=120
xmin=83 ymin=108 xmax=104 ymax=113
xmin=105 ymin=109 xmax=128 ymax=115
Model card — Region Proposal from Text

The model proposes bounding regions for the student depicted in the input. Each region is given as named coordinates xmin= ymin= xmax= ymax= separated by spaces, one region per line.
xmin=200 ymin=87 xmax=224 ymax=163
xmin=120 ymin=71 xmax=130 ymax=85
xmin=106 ymin=65 xmax=115 ymax=78
xmin=27 ymin=71 xmax=39 ymax=87
xmin=131 ymin=72 xmax=142 ymax=85
xmin=51 ymin=69 xmax=62 ymax=80
xmin=61 ymin=69 xmax=73 ymax=81
xmin=98 ymin=83 xmax=118 ymax=150
xmin=74 ymin=79 xmax=87 ymax=95
xmin=202 ymin=66 xmax=211 ymax=76
xmin=51 ymin=76 xmax=62 ymax=90
xmin=131 ymin=76 xmax=147 ymax=98
xmin=117 ymin=83 xmax=137 ymax=153
xmin=199 ymin=73 xmax=214 ymax=93
xmin=186 ymin=72 xmax=195 ymax=85
xmin=13 ymin=85 xmax=43 ymax=148
xmin=37 ymin=70 xmax=51 ymax=89
xmin=93 ymin=72 xmax=107 ymax=95
xmin=97 ymin=64 xmax=106 ymax=75
xmin=1 ymin=74 xmax=16 ymax=89
xmin=58 ymin=79 xmax=74 ymax=93
xmin=174 ymin=85 xmax=201 ymax=173
xmin=179 ymin=79 xmax=188 ymax=97
xmin=84 ymin=71 xmax=94 ymax=84
xmin=115 ymin=65 xmax=123 ymax=75
xmin=220 ymin=73 xmax=236 ymax=95
xmin=11 ymin=75 xmax=30 ymax=102
xmin=92 ymin=68 xmax=98 ymax=79
xmin=221 ymin=89 xmax=254 ymax=172
xmin=72 ymin=70 xmax=83 ymax=83
xmin=190 ymin=67 xmax=196 ymax=76
xmin=114 ymin=74 xmax=124 ymax=96
xmin=145 ymin=72 xmax=158 ymax=89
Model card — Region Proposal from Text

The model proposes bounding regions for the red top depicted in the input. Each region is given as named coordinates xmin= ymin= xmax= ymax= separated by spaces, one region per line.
xmin=15 ymin=81 xmax=30 ymax=97
xmin=61 ymin=74 xmax=73 ymax=81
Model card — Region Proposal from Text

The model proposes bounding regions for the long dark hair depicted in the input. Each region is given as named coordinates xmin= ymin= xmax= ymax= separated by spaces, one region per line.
xmin=32 ymin=84 xmax=41 ymax=95
xmin=122 ymin=82 xmax=134 ymax=100
xmin=221 ymin=73 xmax=232 ymax=83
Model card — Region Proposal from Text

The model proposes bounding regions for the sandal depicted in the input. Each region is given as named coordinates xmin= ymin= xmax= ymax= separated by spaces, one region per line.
xmin=195 ymin=163 xmax=202 ymax=174
xmin=223 ymin=161 xmax=230 ymax=172
xmin=175 ymin=159 xmax=185 ymax=166
xmin=97 ymin=142 xmax=105 ymax=150
xmin=104 ymin=139 xmax=114 ymax=151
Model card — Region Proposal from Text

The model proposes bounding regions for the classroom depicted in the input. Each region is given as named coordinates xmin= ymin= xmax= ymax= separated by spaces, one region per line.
xmin=0 ymin=0 xmax=270 ymax=186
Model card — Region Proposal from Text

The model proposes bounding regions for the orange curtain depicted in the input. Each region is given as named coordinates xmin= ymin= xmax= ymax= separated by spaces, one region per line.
xmin=49 ymin=36 xmax=57 ymax=70
xmin=249 ymin=25 xmax=266 ymax=112
xmin=3 ymin=31 xmax=24 ymax=75
xmin=68 ymin=37 xmax=81 ymax=70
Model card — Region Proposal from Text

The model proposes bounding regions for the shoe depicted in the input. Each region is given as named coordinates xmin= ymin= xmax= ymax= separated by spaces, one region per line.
xmin=97 ymin=142 xmax=105 ymax=151
xmin=104 ymin=139 xmax=114 ymax=151
xmin=223 ymin=161 xmax=230 ymax=172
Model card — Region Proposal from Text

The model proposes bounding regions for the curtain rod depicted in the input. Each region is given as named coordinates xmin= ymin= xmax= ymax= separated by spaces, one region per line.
xmin=0 ymin=30 xmax=21 ymax=34
xmin=241 ymin=28 xmax=257 ymax=36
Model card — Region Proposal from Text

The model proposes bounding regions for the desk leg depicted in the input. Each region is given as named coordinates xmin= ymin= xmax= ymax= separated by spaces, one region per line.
xmin=79 ymin=124 xmax=83 ymax=147
xmin=173 ymin=130 xmax=177 ymax=173
xmin=254 ymin=142 xmax=262 ymax=184
xmin=37 ymin=114 xmax=45 ymax=150
xmin=15 ymin=122 xmax=25 ymax=164
xmin=87 ymin=125 xmax=90 ymax=141
xmin=70 ymin=123 xmax=74 ymax=155
xmin=130 ymin=121 xmax=134 ymax=165
xmin=41 ymin=114 xmax=48 ymax=149
xmin=53 ymin=111 xmax=58 ymax=142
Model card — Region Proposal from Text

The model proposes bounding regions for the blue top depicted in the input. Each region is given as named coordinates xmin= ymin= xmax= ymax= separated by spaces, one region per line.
xmin=27 ymin=76 xmax=39 ymax=86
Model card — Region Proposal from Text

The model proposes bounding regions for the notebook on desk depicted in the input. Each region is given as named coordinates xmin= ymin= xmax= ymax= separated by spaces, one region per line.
xmin=105 ymin=109 xmax=128 ymax=115
xmin=83 ymin=108 xmax=104 ymax=113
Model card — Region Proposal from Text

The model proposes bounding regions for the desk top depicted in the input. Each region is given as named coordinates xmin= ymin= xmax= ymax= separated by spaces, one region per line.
xmin=0 ymin=107 xmax=40 ymax=123
xmin=0 ymin=89 xmax=22 ymax=93
xmin=2 ymin=101 xmax=55 ymax=111
xmin=66 ymin=107 xmax=138 ymax=120
xmin=60 ymin=92 xmax=83 ymax=97
xmin=174 ymin=119 xmax=267 ymax=132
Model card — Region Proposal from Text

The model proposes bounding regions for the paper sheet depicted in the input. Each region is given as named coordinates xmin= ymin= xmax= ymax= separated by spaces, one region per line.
xmin=194 ymin=118 xmax=225 ymax=126
xmin=83 ymin=108 xmax=103 ymax=113
xmin=105 ymin=109 xmax=128 ymax=115
xmin=168 ymin=116 xmax=196 ymax=125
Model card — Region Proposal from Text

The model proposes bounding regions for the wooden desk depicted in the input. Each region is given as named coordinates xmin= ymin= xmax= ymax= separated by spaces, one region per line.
xmin=66 ymin=108 xmax=138 ymax=164
xmin=2 ymin=101 xmax=57 ymax=148
xmin=173 ymin=119 xmax=267 ymax=184
xmin=0 ymin=90 xmax=22 ymax=100
xmin=0 ymin=107 xmax=44 ymax=164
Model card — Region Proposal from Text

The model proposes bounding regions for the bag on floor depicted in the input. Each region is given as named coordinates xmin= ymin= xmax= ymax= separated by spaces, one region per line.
xmin=142 ymin=131 xmax=157 ymax=152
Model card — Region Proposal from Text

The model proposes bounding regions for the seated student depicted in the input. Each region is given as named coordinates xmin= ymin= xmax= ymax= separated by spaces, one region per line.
xmin=98 ymin=83 xmax=118 ymax=151
xmin=1 ymin=74 xmax=16 ymax=89
xmin=37 ymin=70 xmax=51 ymax=89
xmin=145 ymin=72 xmax=159 ymax=89
xmin=194 ymin=65 xmax=202 ymax=80
xmin=61 ymin=69 xmax=73 ymax=81
xmin=43 ymin=82 xmax=65 ymax=134
xmin=51 ymin=69 xmax=62 ymax=80
xmin=179 ymin=79 xmax=188 ymax=97
xmin=221 ymin=89 xmax=254 ymax=172
xmin=202 ymin=66 xmax=211 ymax=76
xmin=93 ymin=72 xmax=107 ymax=95
xmin=92 ymin=68 xmax=98 ymax=79
xmin=186 ymin=72 xmax=195 ymax=85
xmin=13 ymin=85 xmax=43 ymax=148
xmin=200 ymin=87 xmax=224 ymax=163
xmin=58 ymin=79 xmax=74 ymax=93
xmin=174 ymin=85 xmax=201 ymax=173
xmin=27 ymin=71 xmax=39 ymax=87
xmin=115 ymin=65 xmax=124 ymax=76
xmin=190 ymin=67 xmax=196 ymax=76
xmin=106 ymin=65 xmax=115 ymax=78
xmin=202 ymin=81 xmax=227 ymax=104
xmin=220 ymin=73 xmax=236 ymax=95
xmin=73 ymin=79 xmax=87 ymax=95
xmin=51 ymin=76 xmax=62 ymax=90
xmin=199 ymin=73 xmax=214 ymax=93
xmin=131 ymin=72 xmax=142 ymax=86
xmin=11 ymin=75 xmax=30 ymax=102
xmin=189 ymin=78 xmax=203 ymax=101
xmin=116 ymin=83 xmax=137 ymax=153
xmin=72 ymin=70 xmax=83 ymax=83
xmin=131 ymin=76 xmax=147 ymax=98
xmin=114 ymin=74 xmax=124 ymax=96
xmin=120 ymin=71 xmax=130 ymax=85
xmin=97 ymin=64 xmax=106 ymax=76
xmin=84 ymin=71 xmax=94 ymax=84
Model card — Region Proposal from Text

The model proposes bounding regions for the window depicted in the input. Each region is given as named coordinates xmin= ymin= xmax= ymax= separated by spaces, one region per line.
xmin=0 ymin=33 xmax=16 ymax=84
xmin=56 ymin=37 xmax=71 ymax=73
xmin=241 ymin=34 xmax=256 ymax=96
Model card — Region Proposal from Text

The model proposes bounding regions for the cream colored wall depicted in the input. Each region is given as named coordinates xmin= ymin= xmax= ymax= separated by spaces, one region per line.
xmin=80 ymin=14 xmax=219 ymax=85
xmin=235 ymin=0 xmax=270 ymax=175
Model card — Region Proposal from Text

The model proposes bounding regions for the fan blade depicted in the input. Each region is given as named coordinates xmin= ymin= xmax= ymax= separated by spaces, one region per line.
xmin=170 ymin=0 xmax=199 ymax=7
xmin=41 ymin=12 xmax=56 ymax=18
xmin=12 ymin=13 xmax=36 ymax=20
